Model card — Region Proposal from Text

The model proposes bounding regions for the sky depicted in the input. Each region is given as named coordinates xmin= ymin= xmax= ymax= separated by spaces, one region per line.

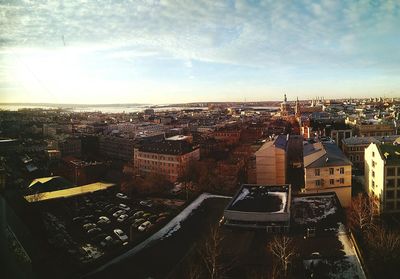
xmin=0 ymin=0 xmax=400 ymax=104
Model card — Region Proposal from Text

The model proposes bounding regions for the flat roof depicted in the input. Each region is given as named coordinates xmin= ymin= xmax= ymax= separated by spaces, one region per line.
xmin=226 ymin=184 xmax=290 ymax=213
xmin=24 ymin=182 xmax=115 ymax=203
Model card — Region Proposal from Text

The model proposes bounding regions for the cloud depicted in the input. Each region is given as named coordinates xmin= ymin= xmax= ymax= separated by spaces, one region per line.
xmin=1 ymin=0 xmax=400 ymax=103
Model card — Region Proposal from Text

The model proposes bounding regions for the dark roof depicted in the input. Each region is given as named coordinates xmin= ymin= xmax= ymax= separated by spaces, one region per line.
xmin=377 ymin=143 xmax=400 ymax=165
xmin=342 ymin=135 xmax=399 ymax=146
xmin=138 ymin=140 xmax=198 ymax=155
xmin=304 ymin=142 xmax=351 ymax=168
xmin=274 ymin=134 xmax=288 ymax=150
xmin=27 ymin=176 xmax=74 ymax=194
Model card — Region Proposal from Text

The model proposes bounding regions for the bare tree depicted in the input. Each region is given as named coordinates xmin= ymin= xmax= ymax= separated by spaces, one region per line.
xmin=269 ymin=235 xmax=295 ymax=278
xmin=349 ymin=193 xmax=374 ymax=231
xmin=199 ymin=225 xmax=229 ymax=279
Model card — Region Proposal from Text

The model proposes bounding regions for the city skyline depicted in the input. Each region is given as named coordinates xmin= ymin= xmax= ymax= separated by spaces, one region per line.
xmin=1 ymin=0 xmax=400 ymax=104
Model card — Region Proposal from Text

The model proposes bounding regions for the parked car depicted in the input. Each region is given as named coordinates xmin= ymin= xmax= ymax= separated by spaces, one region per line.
xmin=113 ymin=209 xmax=126 ymax=218
xmin=87 ymin=227 xmax=102 ymax=235
xmin=97 ymin=216 xmax=111 ymax=226
xmin=100 ymin=235 xmax=114 ymax=248
xmin=116 ymin=193 xmax=129 ymax=200
xmin=155 ymin=216 xmax=167 ymax=223
xmin=133 ymin=211 xmax=144 ymax=218
xmin=119 ymin=203 xmax=130 ymax=211
xmin=138 ymin=221 xmax=152 ymax=232
xmin=117 ymin=214 xmax=129 ymax=223
xmin=139 ymin=200 xmax=153 ymax=207
xmin=158 ymin=212 xmax=170 ymax=218
xmin=133 ymin=218 xmax=145 ymax=228
xmin=142 ymin=213 xmax=151 ymax=219
xmin=83 ymin=223 xmax=97 ymax=230
xmin=114 ymin=229 xmax=128 ymax=242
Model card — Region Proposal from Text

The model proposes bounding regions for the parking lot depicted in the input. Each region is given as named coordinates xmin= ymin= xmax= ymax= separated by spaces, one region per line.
xmin=41 ymin=189 xmax=184 ymax=266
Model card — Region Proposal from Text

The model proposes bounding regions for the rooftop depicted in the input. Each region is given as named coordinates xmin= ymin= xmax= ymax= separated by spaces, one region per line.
xmin=342 ymin=135 xmax=400 ymax=146
xmin=138 ymin=140 xmax=198 ymax=155
xmin=226 ymin=184 xmax=290 ymax=213
xmin=377 ymin=143 xmax=400 ymax=165
xmin=304 ymin=142 xmax=351 ymax=168
xmin=24 ymin=182 xmax=115 ymax=202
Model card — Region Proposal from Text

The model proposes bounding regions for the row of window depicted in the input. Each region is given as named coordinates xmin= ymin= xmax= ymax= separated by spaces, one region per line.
xmin=315 ymin=178 xmax=345 ymax=186
xmin=385 ymin=189 xmax=400 ymax=199
xmin=315 ymin=167 xmax=344 ymax=176
xmin=139 ymin=153 xmax=179 ymax=161
xmin=138 ymin=160 xmax=177 ymax=167
xmin=349 ymin=155 xmax=362 ymax=161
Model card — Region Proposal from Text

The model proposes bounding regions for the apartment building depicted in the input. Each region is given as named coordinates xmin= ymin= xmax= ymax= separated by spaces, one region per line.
xmin=134 ymin=140 xmax=200 ymax=182
xmin=303 ymin=142 xmax=352 ymax=207
xmin=342 ymin=135 xmax=399 ymax=172
xmin=99 ymin=135 xmax=135 ymax=161
xmin=365 ymin=141 xmax=400 ymax=213
xmin=255 ymin=135 xmax=288 ymax=185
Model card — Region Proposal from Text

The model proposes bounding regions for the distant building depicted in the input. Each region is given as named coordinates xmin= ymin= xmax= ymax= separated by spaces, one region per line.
xmin=0 ymin=139 xmax=20 ymax=155
xmin=365 ymin=140 xmax=400 ymax=213
xmin=58 ymin=137 xmax=81 ymax=157
xmin=99 ymin=135 xmax=135 ymax=161
xmin=213 ymin=129 xmax=241 ymax=145
xmin=255 ymin=135 xmax=288 ymax=185
xmin=330 ymin=129 xmax=353 ymax=149
xmin=356 ymin=123 xmax=396 ymax=137
xmin=342 ymin=135 xmax=399 ymax=172
xmin=303 ymin=142 xmax=352 ymax=207
xmin=134 ymin=140 xmax=200 ymax=182
xmin=280 ymin=94 xmax=291 ymax=117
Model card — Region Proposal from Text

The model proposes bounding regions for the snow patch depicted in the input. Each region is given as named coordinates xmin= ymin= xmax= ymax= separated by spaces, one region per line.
xmin=232 ymin=188 xmax=250 ymax=206
xmin=330 ymin=222 xmax=366 ymax=279
xmin=268 ymin=191 xmax=287 ymax=213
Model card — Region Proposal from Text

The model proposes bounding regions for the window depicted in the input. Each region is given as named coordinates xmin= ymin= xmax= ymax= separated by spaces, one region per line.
xmin=340 ymin=178 xmax=344 ymax=184
xmin=315 ymin=169 xmax=320 ymax=176
xmin=397 ymin=190 xmax=400 ymax=198
xmin=349 ymin=155 xmax=353 ymax=161
xmin=315 ymin=180 xmax=321 ymax=186
xmin=330 ymin=179 xmax=334 ymax=185
xmin=355 ymin=155 xmax=359 ymax=161
xmin=340 ymin=167 xmax=344 ymax=174
xmin=387 ymin=190 xmax=395 ymax=199
xmin=372 ymin=151 xmax=375 ymax=157
xmin=329 ymin=168 xmax=334 ymax=175
xmin=372 ymin=160 xmax=375 ymax=168
xmin=387 ymin=167 xmax=396 ymax=176
xmin=386 ymin=201 xmax=395 ymax=210
xmin=372 ymin=171 xmax=375 ymax=178
xmin=387 ymin=179 xmax=395 ymax=188
xmin=372 ymin=180 xmax=375 ymax=188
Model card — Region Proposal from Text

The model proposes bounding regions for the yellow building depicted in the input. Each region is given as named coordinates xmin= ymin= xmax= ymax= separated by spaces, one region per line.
xmin=365 ymin=141 xmax=400 ymax=213
xmin=255 ymin=135 xmax=288 ymax=185
xmin=303 ymin=142 xmax=352 ymax=207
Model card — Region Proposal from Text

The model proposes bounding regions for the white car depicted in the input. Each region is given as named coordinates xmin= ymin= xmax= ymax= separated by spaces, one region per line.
xmin=114 ymin=229 xmax=128 ymax=242
xmin=138 ymin=221 xmax=152 ymax=232
xmin=117 ymin=214 xmax=128 ymax=222
xmin=112 ymin=209 xmax=126 ymax=218
xmin=116 ymin=193 xmax=129 ymax=199
xmin=119 ymin=203 xmax=130 ymax=211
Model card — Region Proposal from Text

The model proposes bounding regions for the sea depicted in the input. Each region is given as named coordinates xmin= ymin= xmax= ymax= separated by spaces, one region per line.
xmin=0 ymin=104 xmax=208 ymax=113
